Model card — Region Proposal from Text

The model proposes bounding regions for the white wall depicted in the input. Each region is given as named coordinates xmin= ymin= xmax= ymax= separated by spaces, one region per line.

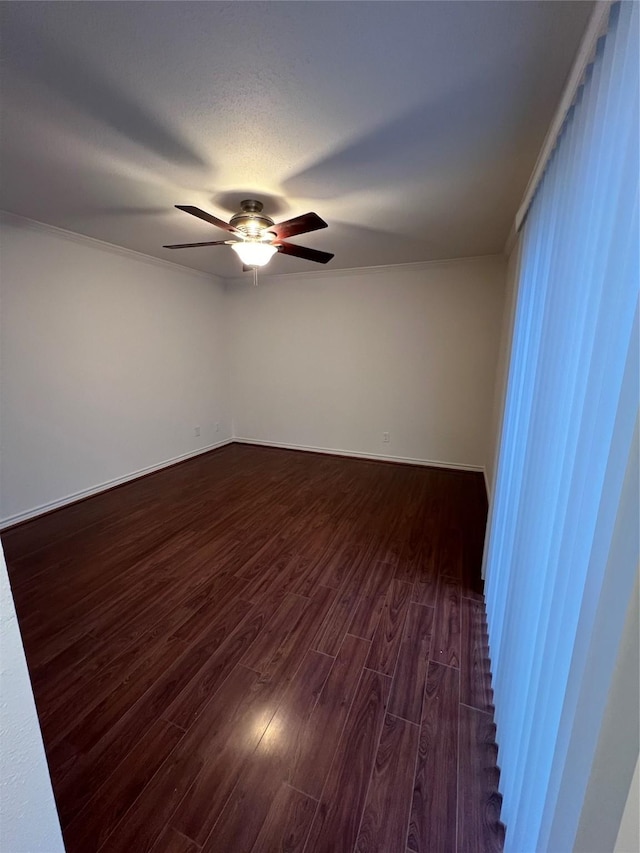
xmin=0 ymin=214 xmax=231 ymax=525
xmin=1 ymin=221 xmax=506 ymax=525
xmin=0 ymin=542 xmax=65 ymax=852
xmin=227 ymin=256 xmax=506 ymax=472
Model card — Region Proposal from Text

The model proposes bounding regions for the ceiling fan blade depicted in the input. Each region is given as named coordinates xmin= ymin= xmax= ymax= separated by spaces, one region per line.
xmin=175 ymin=205 xmax=241 ymax=234
xmin=163 ymin=240 xmax=230 ymax=249
xmin=270 ymin=212 xmax=327 ymax=240
xmin=276 ymin=241 xmax=334 ymax=264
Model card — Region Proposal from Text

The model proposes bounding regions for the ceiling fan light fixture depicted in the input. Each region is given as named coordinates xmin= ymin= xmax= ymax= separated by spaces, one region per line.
xmin=230 ymin=240 xmax=278 ymax=267
xmin=168 ymin=203 xmax=333 ymax=266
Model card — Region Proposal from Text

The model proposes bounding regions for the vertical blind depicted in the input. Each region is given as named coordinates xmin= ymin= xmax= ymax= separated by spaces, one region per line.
xmin=483 ymin=2 xmax=639 ymax=851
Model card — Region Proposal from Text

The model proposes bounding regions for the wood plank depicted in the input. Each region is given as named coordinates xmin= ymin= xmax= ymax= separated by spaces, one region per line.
xmin=407 ymin=662 xmax=459 ymax=853
xmin=234 ymin=533 xmax=293 ymax=581
xmin=62 ymin=719 xmax=184 ymax=848
xmin=354 ymin=713 xmax=419 ymax=853
xmin=288 ymin=553 xmax=323 ymax=598
xmin=430 ymin=575 xmax=461 ymax=668
xmin=458 ymin=704 xmax=504 ymax=853
xmin=312 ymin=569 xmax=363 ymax=656
xmin=388 ymin=603 xmax=434 ymax=724
xmin=52 ymin=599 xmax=255 ymax=826
xmin=241 ymin=593 xmax=307 ymax=672
xmin=99 ymin=743 xmax=205 ymax=852
xmin=366 ymin=579 xmax=412 ymax=676
xmin=438 ymin=527 xmax=463 ymax=581
xmin=292 ymin=523 xmax=350 ymax=592
xmin=53 ymin=595 xmax=252 ymax=756
xmin=107 ymin=665 xmax=274 ymax=852
xmin=348 ymin=560 xmax=394 ymax=641
xmin=248 ymin=783 xmax=317 ymax=853
xmin=170 ymin=586 xmax=336 ymax=848
xmin=40 ymin=576 xmax=245 ymax=743
xmin=305 ymin=667 xmax=391 ymax=853
xmin=411 ymin=524 xmax=439 ymax=606
xmin=163 ymin=587 xmax=286 ymax=731
xmin=282 ymin=553 xmax=319 ymax=598
xmin=30 ymin=630 xmax=99 ymax=695
xmin=149 ymin=826 xmax=199 ymax=853
xmin=264 ymin=585 xmax=337 ymax=683
xmin=25 ymin=526 xmax=245 ymax=650
xmin=289 ymin=633 xmax=371 ymax=800
xmin=317 ymin=540 xmax=362 ymax=590
xmin=394 ymin=510 xmax=428 ymax=584
xmin=25 ymin=537 xmax=242 ymax=680
xmin=203 ymin=650 xmax=332 ymax=852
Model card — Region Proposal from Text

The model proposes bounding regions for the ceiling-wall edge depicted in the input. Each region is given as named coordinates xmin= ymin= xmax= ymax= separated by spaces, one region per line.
xmin=223 ymin=252 xmax=507 ymax=287
xmin=0 ymin=210 xmax=224 ymax=284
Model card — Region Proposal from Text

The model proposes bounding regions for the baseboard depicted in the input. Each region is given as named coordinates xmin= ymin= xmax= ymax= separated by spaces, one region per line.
xmin=232 ymin=436 xmax=484 ymax=473
xmin=1 ymin=436 xmax=483 ymax=530
xmin=0 ymin=438 xmax=234 ymax=530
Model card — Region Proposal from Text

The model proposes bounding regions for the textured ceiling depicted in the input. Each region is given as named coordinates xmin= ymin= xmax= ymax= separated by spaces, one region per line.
xmin=0 ymin=1 xmax=593 ymax=277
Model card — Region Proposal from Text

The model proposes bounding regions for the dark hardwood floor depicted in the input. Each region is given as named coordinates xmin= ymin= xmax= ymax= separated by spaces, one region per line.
xmin=3 ymin=443 xmax=504 ymax=853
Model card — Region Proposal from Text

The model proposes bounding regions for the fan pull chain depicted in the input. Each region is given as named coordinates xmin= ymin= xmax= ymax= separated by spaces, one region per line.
xmin=253 ymin=267 xmax=259 ymax=287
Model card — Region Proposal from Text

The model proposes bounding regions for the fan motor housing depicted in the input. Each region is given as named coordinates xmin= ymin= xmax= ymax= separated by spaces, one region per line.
xmin=229 ymin=200 xmax=275 ymax=237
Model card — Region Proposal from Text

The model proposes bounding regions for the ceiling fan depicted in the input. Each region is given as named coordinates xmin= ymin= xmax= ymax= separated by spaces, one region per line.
xmin=163 ymin=200 xmax=334 ymax=270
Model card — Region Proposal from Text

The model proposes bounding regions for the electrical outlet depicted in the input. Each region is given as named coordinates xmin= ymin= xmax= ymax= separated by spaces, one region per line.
xmin=383 ymin=431 xmax=390 ymax=443
xmin=194 ymin=426 xmax=200 ymax=437
xmin=215 ymin=423 xmax=220 ymax=433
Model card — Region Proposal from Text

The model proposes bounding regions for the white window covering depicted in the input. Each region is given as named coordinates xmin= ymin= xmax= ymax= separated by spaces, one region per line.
xmin=483 ymin=2 xmax=639 ymax=850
